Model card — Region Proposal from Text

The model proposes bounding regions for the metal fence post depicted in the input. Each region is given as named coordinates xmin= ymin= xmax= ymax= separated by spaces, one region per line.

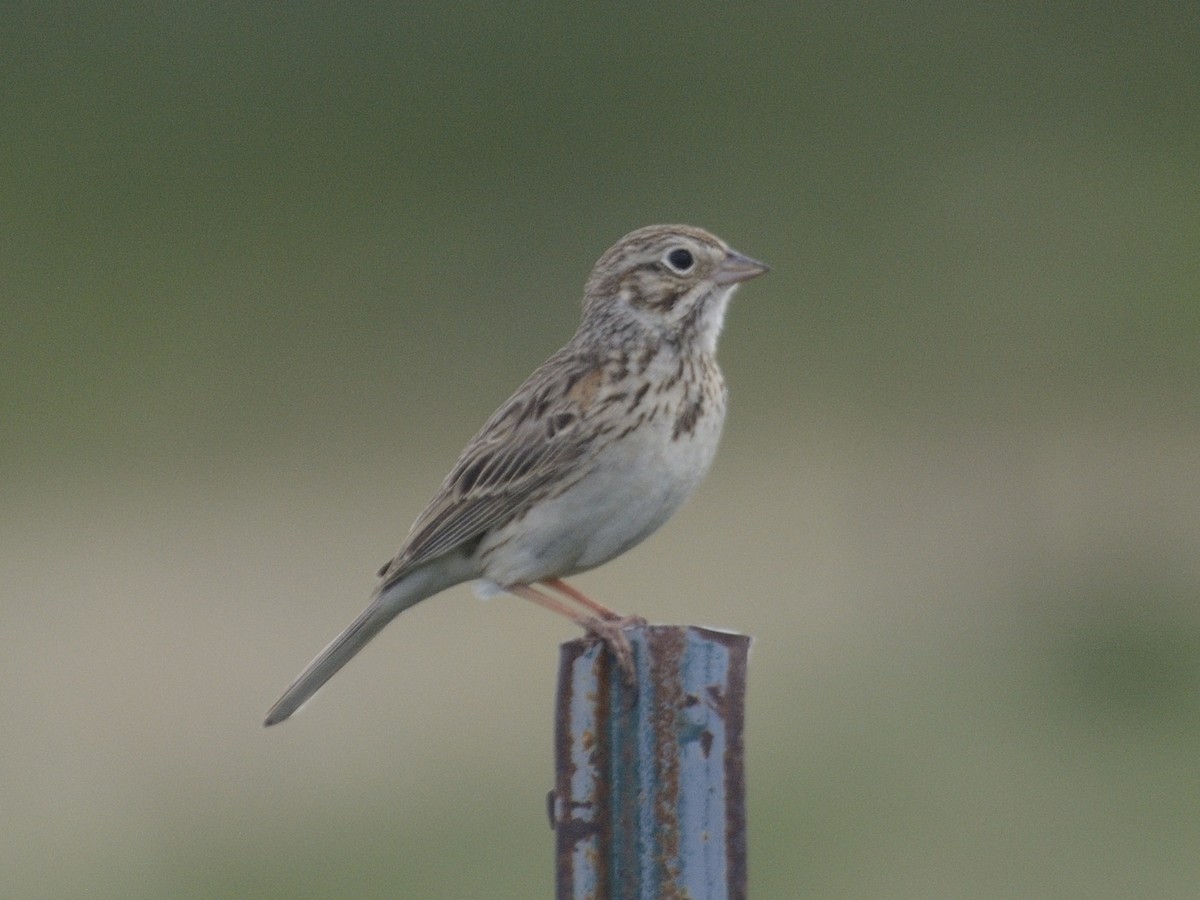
xmin=551 ymin=625 xmax=750 ymax=899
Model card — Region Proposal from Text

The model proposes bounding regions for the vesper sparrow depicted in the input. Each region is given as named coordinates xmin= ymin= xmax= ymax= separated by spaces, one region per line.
xmin=265 ymin=225 xmax=768 ymax=725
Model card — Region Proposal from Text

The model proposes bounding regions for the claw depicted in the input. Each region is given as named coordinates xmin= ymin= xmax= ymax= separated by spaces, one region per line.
xmin=583 ymin=615 xmax=646 ymax=684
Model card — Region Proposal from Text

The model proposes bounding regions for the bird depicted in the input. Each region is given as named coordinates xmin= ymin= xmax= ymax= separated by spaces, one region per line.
xmin=264 ymin=224 xmax=768 ymax=725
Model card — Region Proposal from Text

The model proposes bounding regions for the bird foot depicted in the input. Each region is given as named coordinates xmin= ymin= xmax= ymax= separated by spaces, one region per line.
xmin=583 ymin=615 xmax=647 ymax=684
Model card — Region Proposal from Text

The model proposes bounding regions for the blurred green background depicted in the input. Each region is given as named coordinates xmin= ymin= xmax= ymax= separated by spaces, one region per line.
xmin=4 ymin=4 xmax=1198 ymax=898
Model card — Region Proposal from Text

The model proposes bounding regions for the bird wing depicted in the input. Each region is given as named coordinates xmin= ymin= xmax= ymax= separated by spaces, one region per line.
xmin=378 ymin=348 xmax=607 ymax=585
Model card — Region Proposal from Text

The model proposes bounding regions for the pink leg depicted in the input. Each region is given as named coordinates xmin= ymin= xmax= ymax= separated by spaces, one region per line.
xmin=507 ymin=583 xmax=592 ymax=626
xmin=507 ymin=583 xmax=638 ymax=682
xmin=541 ymin=577 xmax=625 ymax=621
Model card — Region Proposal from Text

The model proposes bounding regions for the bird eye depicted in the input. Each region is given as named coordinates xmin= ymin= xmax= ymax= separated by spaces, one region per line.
xmin=665 ymin=248 xmax=694 ymax=272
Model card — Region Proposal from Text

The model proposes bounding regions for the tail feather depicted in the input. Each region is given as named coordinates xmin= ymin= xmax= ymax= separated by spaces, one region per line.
xmin=264 ymin=570 xmax=439 ymax=726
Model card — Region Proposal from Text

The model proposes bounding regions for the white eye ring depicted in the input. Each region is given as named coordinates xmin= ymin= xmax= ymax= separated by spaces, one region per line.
xmin=664 ymin=247 xmax=695 ymax=273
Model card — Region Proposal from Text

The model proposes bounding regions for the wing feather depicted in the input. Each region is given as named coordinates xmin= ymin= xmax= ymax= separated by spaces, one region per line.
xmin=379 ymin=349 xmax=603 ymax=585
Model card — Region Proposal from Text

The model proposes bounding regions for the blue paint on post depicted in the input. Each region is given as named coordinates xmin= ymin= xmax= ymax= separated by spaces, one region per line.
xmin=553 ymin=625 xmax=750 ymax=900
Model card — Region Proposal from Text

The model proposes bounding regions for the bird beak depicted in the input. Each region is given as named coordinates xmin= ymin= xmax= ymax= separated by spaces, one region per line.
xmin=714 ymin=249 xmax=771 ymax=285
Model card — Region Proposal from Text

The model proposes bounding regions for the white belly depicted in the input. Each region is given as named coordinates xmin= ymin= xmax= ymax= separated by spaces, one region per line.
xmin=477 ymin=400 xmax=724 ymax=589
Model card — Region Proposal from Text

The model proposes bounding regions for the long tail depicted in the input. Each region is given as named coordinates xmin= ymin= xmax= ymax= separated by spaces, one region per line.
xmin=264 ymin=565 xmax=449 ymax=726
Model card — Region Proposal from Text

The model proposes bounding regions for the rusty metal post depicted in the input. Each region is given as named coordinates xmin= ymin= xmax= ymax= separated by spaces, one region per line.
xmin=551 ymin=625 xmax=750 ymax=899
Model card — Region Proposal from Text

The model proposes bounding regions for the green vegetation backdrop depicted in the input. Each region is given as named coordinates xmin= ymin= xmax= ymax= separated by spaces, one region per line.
xmin=4 ymin=4 xmax=1197 ymax=898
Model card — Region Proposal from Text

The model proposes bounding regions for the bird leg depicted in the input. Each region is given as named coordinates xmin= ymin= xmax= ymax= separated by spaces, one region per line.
xmin=540 ymin=577 xmax=626 ymax=621
xmin=506 ymin=583 xmax=638 ymax=682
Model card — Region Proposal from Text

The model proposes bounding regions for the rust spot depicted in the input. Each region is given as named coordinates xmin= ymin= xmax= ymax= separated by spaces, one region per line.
xmin=555 ymin=638 xmax=611 ymax=895
xmin=556 ymin=626 xmax=752 ymax=899
xmin=647 ymin=627 xmax=688 ymax=895
xmin=706 ymin=683 xmax=728 ymax=720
